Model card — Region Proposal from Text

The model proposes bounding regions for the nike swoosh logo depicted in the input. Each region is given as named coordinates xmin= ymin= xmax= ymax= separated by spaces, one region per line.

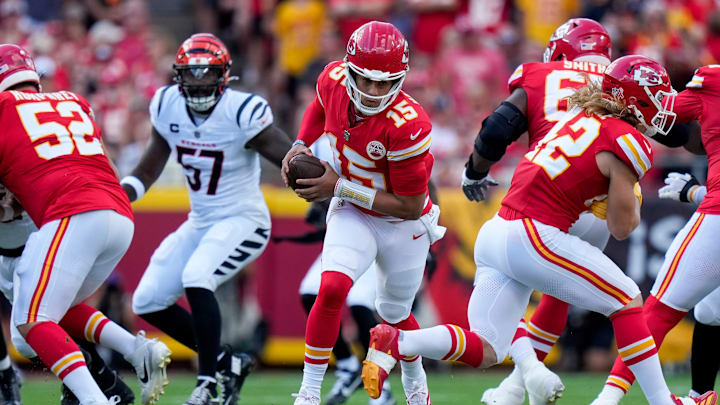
xmin=139 ymin=360 xmax=149 ymax=384
xmin=413 ymin=233 xmax=426 ymax=240
xmin=410 ymin=129 xmax=422 ymax=141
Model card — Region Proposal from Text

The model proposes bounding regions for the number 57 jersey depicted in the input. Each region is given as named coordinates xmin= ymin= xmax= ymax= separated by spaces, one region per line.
xmin=501 ymin=107 xmax=653 ymax=232
xmin=0 ymin=90 xmax=132 ymax=227
xmin=149 ymin=85 xmax=273 ymax=228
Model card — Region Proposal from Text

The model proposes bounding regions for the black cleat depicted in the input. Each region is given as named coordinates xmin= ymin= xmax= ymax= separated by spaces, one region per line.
xmin=325 ymin=367 xmax=363 ymax=405
xmin=61 ymin=369 xmax=135 ymax=405
xmin=216 ymin=346 xmax=255 ymax=405
xmin=0 ymin=367 xmax=21 ymax=405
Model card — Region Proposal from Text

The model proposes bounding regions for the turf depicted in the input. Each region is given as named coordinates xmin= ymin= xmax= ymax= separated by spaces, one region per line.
xmin=19 ymin=368 xmax=696 ymax=404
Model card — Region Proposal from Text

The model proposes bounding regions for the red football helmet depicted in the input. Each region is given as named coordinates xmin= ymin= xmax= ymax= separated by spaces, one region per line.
xmin=0 ymin=44 xmax=40 ymax=92
xmin=173 ymin=33 xmax=231 ymax=111
xmin=602 ymin=55 xmax=676 ymax=136
xmin=543 ymin=18 xmax=611 ymax=64
xmin=344 ymin=21 xmax=409 ymax=115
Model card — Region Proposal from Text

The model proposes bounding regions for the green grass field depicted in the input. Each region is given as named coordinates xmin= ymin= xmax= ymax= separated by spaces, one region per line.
xmin=18 ymin=368 xmax=697 ymax=404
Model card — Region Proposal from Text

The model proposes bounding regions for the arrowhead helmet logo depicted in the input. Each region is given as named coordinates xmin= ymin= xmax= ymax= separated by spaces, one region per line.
xmin=347 ymin=34 xmax=357 ymax=56
xmin=633 ymin=65 xmax=663 ymax=86
xmin=402 ymin=40 xmax=409 ymax=64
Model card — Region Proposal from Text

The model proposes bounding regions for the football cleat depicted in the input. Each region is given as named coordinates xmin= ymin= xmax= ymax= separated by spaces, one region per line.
xmin=362 ymin=325 xmax=403 ymax=399
xmin=216 ymin=346 xmax=255 ymax=405
xmin=523 ymin=363 xmax=564 ymax=404
xmin=124 ymin=330 xmax=172 ymax=405
xmin=405 ymin=388 xmax=431 ymax=405
xmin=0 ymin=367 xmax=21 ymax=405
xmin=326 ymin=366 xmax=363 ymax=405
xmin=183 ymin=380 xmax=220 ymax=405
xmin=83 ymin=396 xmax=121 ymax=405
xmin=292 ymin=390 xmax=321 ymax=405
xmin=674 ymin=391 xmax=719 ymax=405
xmin=481 ymin=369 xmax=525 ymax=405
xmin=369 ymin=380 xmax=396 ymax=405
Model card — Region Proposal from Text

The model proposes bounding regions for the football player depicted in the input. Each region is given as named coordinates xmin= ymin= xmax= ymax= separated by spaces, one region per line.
xmin=0 ymin=44 xmax=170 ymax=405
xmin=281 ymin=21 xmax=443 ymax=405
xmin=462 ymin=18 xmax=613 ymax=404
xmin=591 ymin=65 xmax=720 ymax=405
xmin=122 ymin=33 xmax=292 ymax=405
xmin=362 ymin=55 xmax=720 ymax=405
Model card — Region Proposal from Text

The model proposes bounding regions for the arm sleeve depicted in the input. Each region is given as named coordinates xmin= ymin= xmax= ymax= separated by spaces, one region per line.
xmin=297 ymin=95 xmax=325 ymax=146
xmin=237 ymin=94 xmax=274 ymax=146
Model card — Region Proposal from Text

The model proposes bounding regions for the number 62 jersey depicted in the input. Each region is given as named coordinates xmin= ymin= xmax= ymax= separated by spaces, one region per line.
xmin=149 ymin=85 xmax=273 ymax=228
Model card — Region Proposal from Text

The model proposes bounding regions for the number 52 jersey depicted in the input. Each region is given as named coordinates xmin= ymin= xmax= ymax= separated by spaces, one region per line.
xmin=149 ymin=85 xmax=273 ymax=228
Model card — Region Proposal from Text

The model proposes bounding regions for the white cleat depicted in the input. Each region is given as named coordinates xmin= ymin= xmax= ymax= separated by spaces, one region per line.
xmin=291 ymin=390 xmax=320 ymax=405
xmin=405 ymin=388 xmax=430 ymax=405
xmin=369 ymin=380 xmax=396 ymax=405
xmin=523 ymin=363 xmax=564 ymax=405
xmin=481 ymin=369 xmax=525 ymax=405
xmin=124 ymin=330 xmax=172 ymax=405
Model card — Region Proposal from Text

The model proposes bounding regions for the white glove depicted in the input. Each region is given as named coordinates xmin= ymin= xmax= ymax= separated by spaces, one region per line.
xmin=461 ymin=170 xmax=499 ymax=202
xmin=658 ymin=172 xmax=706 ymax=204
xmin=419 ymin=204 xmax=446 ymax=244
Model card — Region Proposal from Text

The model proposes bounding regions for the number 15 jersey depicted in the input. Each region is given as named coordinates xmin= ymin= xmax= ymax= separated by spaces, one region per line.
xmin=501 ymin=108 xmax=653 ymax=232
xmin=149 ymin=85 xmax=273 ymax=228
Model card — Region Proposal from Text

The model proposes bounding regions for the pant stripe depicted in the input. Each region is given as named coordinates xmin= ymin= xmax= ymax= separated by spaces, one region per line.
xmin=28 ymin=217 xmax=70 ymax=323
xmin=656 ymin=213 xmax=705 ymax=300
xmin=523 ymin=218 xmax=631 ymax=305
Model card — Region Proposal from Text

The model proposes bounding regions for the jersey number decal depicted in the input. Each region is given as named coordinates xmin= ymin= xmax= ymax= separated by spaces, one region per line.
xmin=176 ymin=146 xmax=224 ymax=195
xmin=525 ymin=111 xmax=601 ymax=179
xmin=16 ymin=101 xmax=103 ymax=160
xmin=544 ymin=71 xmax=601 ymax=123
xmin=386 ymin=100 xmax=418 ymax=128
xmin=326 ymin=133 xmax=386 ymax=189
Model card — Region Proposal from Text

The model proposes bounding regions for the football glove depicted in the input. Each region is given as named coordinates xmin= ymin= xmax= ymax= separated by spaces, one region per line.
xmin=461 ymin=163 xmax=498 ymax=202
xmin=658 ymin=172 xmax=706 ymax=204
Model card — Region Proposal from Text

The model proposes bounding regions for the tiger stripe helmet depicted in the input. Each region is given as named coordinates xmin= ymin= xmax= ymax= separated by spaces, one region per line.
xmin=173 ymin=33 xmax=231 ymax=111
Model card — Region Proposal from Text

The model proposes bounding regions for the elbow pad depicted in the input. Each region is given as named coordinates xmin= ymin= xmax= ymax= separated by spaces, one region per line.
xmin=651 ymin=123 xmax=689 ymax=148
xmin=474 ymin=101 xmax=528 ymax=161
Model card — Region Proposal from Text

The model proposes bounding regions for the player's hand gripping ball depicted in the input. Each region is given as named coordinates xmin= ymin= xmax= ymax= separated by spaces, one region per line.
xmin=287 ymin=154 xmax=326 ymax=190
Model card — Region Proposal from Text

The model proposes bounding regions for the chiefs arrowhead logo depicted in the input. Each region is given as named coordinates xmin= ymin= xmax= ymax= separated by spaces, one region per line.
xmin=366 ymin=140 xmax=386 ymax=160
xmin=633 ymin=65 xmax=663 ymax=86
xmin=347 ymin=34 xmax=357 ymax=56
xmin=550 ymin=22 xmax=572 ymax=41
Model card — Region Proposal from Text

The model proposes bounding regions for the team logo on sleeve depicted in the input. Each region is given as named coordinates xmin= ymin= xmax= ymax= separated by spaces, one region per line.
xmin=366 ymin=141 xmax=386 ymax=160
xmin=633 ymin=66 xmax=663 ymax=86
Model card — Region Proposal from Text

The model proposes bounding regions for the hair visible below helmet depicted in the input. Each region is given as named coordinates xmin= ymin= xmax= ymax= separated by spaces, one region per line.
xmin=0 ymin=44 xmax=40 ymax=92
xmin=173 ymin=33 xmax=231 ymax=112
xmin=344 ymin=21 xmax=409 ymax=116
xmin=602 ymin=55 xmax=677 ymax=137
xmin=543 ymin=18 xmax=611 ymax=64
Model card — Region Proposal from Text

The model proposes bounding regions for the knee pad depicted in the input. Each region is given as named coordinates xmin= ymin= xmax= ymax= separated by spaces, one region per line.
xmin=695 ymin=301 xmax=720 ymax=326
xmin=375 ymin=300 xmax=412 ymax=325
xmin=132 ymin=285 xmax=167 ymax=315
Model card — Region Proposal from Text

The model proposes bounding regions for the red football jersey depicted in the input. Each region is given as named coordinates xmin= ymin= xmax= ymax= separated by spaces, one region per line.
xmin=501 ymin=108 xmax=653 ymax=232
xmin=0 ymin=90 xmax=133 ymax=227
xmin=508 ymin=60 xmax=607 ymax=148
xmin=673 ymin=65 xmax=720 ymax=215
xmin=297 ymin=60 xmax=433 ymax=217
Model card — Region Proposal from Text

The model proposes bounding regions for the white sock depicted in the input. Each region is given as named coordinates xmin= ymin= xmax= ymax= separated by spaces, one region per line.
xmin=400 ymin=357 xmax=427 ymax=393
xmin=626 ymin=354 xmax=673 ymax=405
xmin=300 ymin=362 xmax=328 ymax=398
xmin=398 ymin=326 xmax=453 ymax=360
xmin=0 ymin=355 xmax=11 ymax=371
xmin=98 ymin=322 xmax=136 ymax=357
xmin=597 ymin=384 xmax=626 ymax=402
xmin=500 ymin=368 xmax=524 ymax=389
xmin=63 ymin=366 xmax=107 ymax=403
xmin=509 ymin=336 xmax=539 ymax=374
xmin=336 ymin=355 xmax=359 ymax=371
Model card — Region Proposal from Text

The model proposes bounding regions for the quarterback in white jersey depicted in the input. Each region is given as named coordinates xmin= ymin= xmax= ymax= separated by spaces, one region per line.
xmin=121 ymin=34 xmax=292 ymax=405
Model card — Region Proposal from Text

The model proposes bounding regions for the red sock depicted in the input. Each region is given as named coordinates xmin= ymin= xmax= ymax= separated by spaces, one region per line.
xmin=606 ymin=297 xmax=687 ymax=391
xmin=527 ymin=295 xmax=568 ymax=361
xmin=304 ymin=272 xmax=352 ymax=365
xmin=386 ymin=313 xmax=421 ymax=361
xmin=25 ymin=321 xmax=86 ymax=379
xmin=59 ymin=304 xmax=110 ymax=343
xmin=440 ymin=324 xmax=484 ymax=367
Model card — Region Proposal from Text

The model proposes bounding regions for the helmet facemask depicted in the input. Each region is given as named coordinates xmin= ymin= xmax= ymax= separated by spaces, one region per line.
xmin=344 ymin=59 xmax=406 ymax=116
xmin=630 ymin=86 xmax=677 ymax=137
xmin=173 ymin=64 xmax=227 ymax=112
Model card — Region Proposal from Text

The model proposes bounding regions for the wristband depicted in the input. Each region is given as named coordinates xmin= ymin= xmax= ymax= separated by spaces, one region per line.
xmin=689 ymin=185 xmax=707 ymax=204
xmin=292 ymin=140 xmax=307 ymax=147
xmin=120 ymin=176 xmax=146 ymax=201
xmin=333 ymin=178 xmax=376 ymax=210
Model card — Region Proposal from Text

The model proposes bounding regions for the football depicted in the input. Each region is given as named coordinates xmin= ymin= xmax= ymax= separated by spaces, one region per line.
xmin=287 ymin=153 xmax=325 ymax=190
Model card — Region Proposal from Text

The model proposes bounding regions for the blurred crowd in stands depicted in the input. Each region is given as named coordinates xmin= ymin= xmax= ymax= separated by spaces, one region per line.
xmin=1 ymin=0 xmax=717 ymax=187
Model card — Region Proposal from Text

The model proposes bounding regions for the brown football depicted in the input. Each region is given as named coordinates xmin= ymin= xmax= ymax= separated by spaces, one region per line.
xmin=288 ymin=153 xmax=325 ymax=190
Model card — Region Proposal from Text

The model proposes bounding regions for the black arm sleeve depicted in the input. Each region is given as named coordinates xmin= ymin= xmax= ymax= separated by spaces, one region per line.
xmin=651 ymin=123 xmax=689 ymax=148
xmin=473 ymin=101 xmax=528 ymax=161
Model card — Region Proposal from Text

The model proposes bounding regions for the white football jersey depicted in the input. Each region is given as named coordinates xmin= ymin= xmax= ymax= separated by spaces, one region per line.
xmin=149 ymin=85 xmax=273 ymax=228
xmin=0 ymin=213 xmax=36 ymax=250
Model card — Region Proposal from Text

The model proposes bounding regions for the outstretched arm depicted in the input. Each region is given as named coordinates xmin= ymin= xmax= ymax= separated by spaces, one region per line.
xmin=121 ymin=127 xmax=171 ymax=202
xmin=246 ymin=124 xmax=293 ymax=168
